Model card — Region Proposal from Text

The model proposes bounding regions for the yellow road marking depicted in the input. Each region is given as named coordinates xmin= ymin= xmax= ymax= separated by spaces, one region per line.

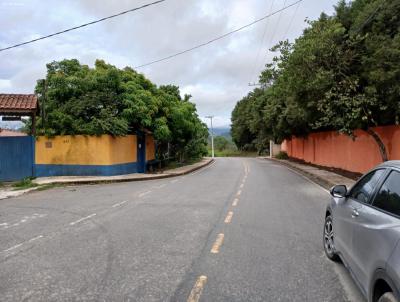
xmin=211 ymin=233 xmax=224 ymax=254
xmin=232 ymin=198 xmax=239 ymax=207
xmin=224 ymin=211 xmax=234 ymax=223
xmin=237 ymin=190 xmax=242 ymax=196
xmin=187 ymin=275 xmax=208 ymax=302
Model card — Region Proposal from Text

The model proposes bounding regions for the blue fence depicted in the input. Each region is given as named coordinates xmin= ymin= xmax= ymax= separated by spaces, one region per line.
xmin=0 ymin=136 xmax=34 ymax=181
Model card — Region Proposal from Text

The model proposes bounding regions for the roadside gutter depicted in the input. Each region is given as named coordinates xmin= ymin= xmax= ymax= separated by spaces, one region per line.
xmin=263 ymin=157 xmax=356 ymax=190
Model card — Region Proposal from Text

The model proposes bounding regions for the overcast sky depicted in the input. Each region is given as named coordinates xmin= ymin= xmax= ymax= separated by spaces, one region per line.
xmin=0 ymin=0 xmax=339 ymax=128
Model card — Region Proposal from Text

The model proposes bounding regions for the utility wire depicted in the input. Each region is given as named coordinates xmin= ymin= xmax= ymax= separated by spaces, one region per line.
xmin=268 ymin=0 xmax=287 ymax=47
xmin=0 ymin=0 xmax=166 ymax=52
xmin=352 ymin=0 xmax=386 ymax=35
xmin=134 ymin=0 xmax=303 ymax=69
xmin=250 ymin=0 xmax=289 ymax=86
xmin=255 ymin=0 xmax=288 ymax=83
xmin=283 ymin=0 xmax=301 ymax=38
xmin=249 ymin=0 xmax=276 ymax=84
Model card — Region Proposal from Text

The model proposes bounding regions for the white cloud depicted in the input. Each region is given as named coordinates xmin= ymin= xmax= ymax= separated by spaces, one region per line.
xmin=0 ymin=0 xmax=339 ymax=127
xmin=0 ymin=79 xmax=12 ymax=91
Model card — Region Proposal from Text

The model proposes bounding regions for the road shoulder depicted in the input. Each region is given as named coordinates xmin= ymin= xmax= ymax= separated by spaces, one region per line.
xmin=260 ymin=157 xmax=355 ymax=190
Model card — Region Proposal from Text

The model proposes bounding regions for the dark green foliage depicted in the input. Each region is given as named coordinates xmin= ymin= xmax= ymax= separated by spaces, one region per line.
xmin=231 ymin=88 xmax=270 ymax=152
xmin=30 ymin=59 xmax=208 ymax=162
xmin=231 ymin=0 xmax=400 ymax=158
xmin=214 ymin=136 xmax=229 ymax=151
xmin=274 ymin=151 xmax=289 ymax=160
xmin=212 ymin=135 xmax=236 ymax=152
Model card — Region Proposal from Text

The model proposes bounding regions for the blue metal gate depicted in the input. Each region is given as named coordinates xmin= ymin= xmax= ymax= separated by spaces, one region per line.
xmin=137 ymin=134 xmax=146 ymax=173
xmin=0 ymin=136 xmax=34 ymax=181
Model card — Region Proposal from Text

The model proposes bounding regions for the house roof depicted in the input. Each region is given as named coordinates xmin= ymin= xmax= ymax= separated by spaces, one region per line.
xmin=0 ymin=94 xmax=38 ymax=115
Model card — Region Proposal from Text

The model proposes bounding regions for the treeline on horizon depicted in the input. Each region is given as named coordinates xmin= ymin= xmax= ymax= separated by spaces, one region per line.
xmin=27 ymin=59 xmax=208 ymax=162
xmin=231 ymin=0 xmax=400 ymax=160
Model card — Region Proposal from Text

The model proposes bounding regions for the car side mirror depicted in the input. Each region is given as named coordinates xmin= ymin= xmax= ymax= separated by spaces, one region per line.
xmin=330 ymin=185 xmax=347 ymax=198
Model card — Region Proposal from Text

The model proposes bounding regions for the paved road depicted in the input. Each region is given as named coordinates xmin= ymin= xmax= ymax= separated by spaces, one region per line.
xmin=0 ymin=158 xmax=365 ymax=301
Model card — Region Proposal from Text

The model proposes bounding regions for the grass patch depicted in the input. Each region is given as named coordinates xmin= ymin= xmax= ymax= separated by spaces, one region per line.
xmin=12 ymin=177 xmax=39 ymax=190
xmin=208 ymin=149 xmax=258 ymax=157
xmin=12 ymin=179 xmax=60 ymax=192
xmin=35 ymin=184 xmax=59 ymax=191
xmin=164 ymin=158 xmax=202 ymax=170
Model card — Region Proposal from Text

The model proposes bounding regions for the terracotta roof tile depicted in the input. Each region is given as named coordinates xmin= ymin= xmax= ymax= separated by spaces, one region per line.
xmin=0 ymin=94 xmax=38 ymax=111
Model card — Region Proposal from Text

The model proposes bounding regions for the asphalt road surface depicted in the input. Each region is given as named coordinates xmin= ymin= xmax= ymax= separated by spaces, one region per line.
xmin=0 ymin=158 xmax=365 ymax=301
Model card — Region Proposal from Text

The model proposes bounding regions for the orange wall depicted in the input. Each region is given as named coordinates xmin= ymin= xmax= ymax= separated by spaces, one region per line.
xmin=281 ymin=125 xmax=400 ymax=173
xmin=146 ymin=135 xmax=156 ymax=161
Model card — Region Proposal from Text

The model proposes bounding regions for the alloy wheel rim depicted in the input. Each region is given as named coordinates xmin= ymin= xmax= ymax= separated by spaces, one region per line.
xmin=324 ymin=219 xmax=334 ymax=254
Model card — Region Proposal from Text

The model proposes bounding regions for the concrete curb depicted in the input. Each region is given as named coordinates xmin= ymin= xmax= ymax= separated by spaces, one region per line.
xmin=0 ymin=159 xmax=214 ymax=201
xmin=0 ymin=187 xmax=41 ymax=201
xmin=31 ymin=158 xmax=215 ymax=186
xmin=264 ymin=157 xmax=354 ymax=190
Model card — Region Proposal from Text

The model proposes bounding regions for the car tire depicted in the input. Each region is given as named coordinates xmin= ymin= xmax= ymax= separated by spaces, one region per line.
xmin=323 ymin=215 xmax=339 ymax=261
xmin=378 ymin=292 xmax=398 ymax=302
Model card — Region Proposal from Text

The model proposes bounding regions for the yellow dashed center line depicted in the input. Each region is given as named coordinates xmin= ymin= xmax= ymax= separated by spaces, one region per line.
xmin=187 ymin=275 xmax=208 ymax=302
xmin=187 ymin=163 xmax=246 ymax=298
xmin=187 ymin=164 xmax=247 ymax=299
xmin=211 ymin=233 xmax=224 ymax=254
xmin=232 ymin=198 xmax=239 ymax=207
xmin=224 ymin=211 xmax=234 ymax=224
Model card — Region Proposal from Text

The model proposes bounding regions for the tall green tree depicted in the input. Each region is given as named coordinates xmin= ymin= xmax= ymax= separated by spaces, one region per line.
xmin=31 ymin=59 xmax=208 ymax=162
xmin=231 ymin=0 xmax=400 ymax=161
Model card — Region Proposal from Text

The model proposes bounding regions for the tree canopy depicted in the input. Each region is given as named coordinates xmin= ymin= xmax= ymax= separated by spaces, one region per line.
xmin=31 ymin=59 xmax=208 ymax=161
xmin=231 ymin=0 xmax=400 ymax=159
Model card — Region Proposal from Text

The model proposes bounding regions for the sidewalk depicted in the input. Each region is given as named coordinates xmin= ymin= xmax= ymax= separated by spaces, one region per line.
xmin=0 ymin=158 xmax=214 ymax=200
xmin=263 ymin=157 xmax=356 ymax=190
xmin=0 ymin=186 xmax=39 ymax=200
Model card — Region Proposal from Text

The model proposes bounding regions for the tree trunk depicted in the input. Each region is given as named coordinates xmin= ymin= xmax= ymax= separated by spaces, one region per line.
xmin=365 ymin=128 xmax=388 ymax=162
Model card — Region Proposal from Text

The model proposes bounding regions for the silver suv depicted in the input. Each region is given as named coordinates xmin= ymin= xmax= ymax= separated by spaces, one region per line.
xmin=324 ymin=161 xmax=400 ymax=302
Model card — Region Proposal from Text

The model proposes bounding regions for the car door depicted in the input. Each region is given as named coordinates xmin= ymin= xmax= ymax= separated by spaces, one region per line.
xmin=333 ymin=169 xmax=386 ymax=273
xmin=352 ymin=169 xmax=400 ymax=293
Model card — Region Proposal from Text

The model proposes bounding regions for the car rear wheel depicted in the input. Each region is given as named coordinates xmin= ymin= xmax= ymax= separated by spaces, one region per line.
xmin=378 ymin=292 xmax=398 ymax=302
xmin=323 ymin=215 xmax=339 ymax=261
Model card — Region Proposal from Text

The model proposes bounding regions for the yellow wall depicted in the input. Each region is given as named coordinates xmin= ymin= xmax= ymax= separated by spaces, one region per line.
xmin=36 ymin=135 xmax=137 ymax=165
xmin=110 ymin=135 xmax=137 ymax=164
xmin=146 ymin=135 xmax=156 ymax=161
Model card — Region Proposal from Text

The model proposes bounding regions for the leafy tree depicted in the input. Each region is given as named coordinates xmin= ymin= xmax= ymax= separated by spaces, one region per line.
xmin=31 ymin=59 xmax=208 ymax=162
xmin=214 ymin=136 xmax=229 ymax=151
xmin=231 ymin=0 xmax=400 ymax=161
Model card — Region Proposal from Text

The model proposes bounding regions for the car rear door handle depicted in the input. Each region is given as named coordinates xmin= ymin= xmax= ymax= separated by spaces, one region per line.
xmin=351 ymin=208 xmax=359 ymax=218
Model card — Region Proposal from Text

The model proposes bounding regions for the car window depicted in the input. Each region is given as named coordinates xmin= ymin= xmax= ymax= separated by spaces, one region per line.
xmin=372 ymin=170 xmax=400 ymax=217
xmin=349 ymin=169 xmax=385 ymax=204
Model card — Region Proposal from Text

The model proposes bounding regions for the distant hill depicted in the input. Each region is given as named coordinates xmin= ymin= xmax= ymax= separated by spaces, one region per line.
xmin=210 ymin=127 xmax=230 ymax=138
xmin=208 ymin=127 xmax=233 ymax=148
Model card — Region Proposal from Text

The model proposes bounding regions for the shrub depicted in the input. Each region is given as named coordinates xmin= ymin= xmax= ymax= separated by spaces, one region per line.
xmin=274 ymin=151 xmax=289 ymax=160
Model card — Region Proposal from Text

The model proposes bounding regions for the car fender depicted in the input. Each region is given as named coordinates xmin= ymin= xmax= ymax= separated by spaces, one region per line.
xmin=369 ymin=269 xmax=400 ymax=302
